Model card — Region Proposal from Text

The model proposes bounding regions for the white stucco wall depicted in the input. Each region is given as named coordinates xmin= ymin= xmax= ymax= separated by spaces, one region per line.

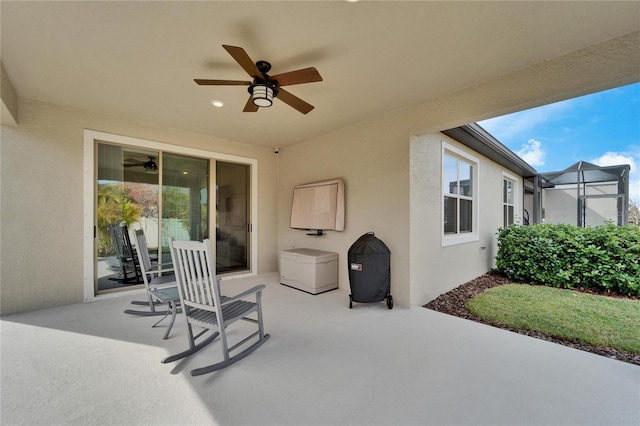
xmin=277 ymin=123 xmax=525 ymax=308
xmin=0 ymin=98 xmax=278 ymax=315
xmin=410 ymin=134 xmax=524 ymax=304
xmin=277 ymin=116 xmax=411 ymax=308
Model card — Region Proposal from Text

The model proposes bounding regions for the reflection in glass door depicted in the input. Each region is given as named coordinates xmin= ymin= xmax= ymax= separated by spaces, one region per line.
xmin=96 ymin=144 xmax=160 ymax=293
xmin=160 ymin=153 xmax=209 ymax=264
xmin=216 ymin=162 xmax=249 ymax=273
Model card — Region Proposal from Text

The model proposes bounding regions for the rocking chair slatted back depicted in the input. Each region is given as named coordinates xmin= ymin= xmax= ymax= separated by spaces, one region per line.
xmin=172 ymin=239 xmax=221 ymax=308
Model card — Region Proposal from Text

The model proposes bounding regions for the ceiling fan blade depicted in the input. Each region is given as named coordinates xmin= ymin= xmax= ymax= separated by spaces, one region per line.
xmin=223 ymin=45 xmax=261 ymax=78
xmin=194 ymin=79 xmax=251 ymax=86
xmin=276 ymin=88 xmax=314 ymax=114
xmin=243 ymin=96 xmax=259 ymax=112
xmin=270 ymin=67 xmax=323 ymax=86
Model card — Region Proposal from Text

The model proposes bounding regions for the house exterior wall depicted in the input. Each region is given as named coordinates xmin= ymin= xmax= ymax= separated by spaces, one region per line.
xmin=277 ymin=116 xmax=411 ymax=308
xmin=276 ymin=117 xmax=524 ymax=310
xmin=0 ymin=97 xmax=279 ymax=316
xmin=410 ymin=133 xmax=523 ymax=304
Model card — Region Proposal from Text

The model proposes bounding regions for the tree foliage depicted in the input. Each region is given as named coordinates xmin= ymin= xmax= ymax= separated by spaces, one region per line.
xmin=97 ymin=183 xmax=144 ymax=255
xmin=97 ymin=182 xmax=200 ymax=256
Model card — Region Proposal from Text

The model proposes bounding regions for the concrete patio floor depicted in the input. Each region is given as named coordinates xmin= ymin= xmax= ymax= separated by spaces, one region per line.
xmin=2 ymin=272 xmax=639 ymax=425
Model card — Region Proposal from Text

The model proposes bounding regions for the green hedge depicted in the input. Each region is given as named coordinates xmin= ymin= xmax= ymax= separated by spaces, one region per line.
xmin=496 ymin=223 xmax=640 ymax=296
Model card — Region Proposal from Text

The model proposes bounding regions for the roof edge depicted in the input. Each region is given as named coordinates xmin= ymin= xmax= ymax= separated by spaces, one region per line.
xmin=442 ymin=123 xmax=538 ymax=178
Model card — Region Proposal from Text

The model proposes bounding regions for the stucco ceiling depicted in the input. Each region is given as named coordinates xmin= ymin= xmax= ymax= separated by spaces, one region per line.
xmin=2 ymin=1 xmax=639 ymax=148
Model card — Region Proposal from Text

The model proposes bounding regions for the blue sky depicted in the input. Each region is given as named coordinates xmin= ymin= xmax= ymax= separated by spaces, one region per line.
xmin=478 ymin=82 xmax=640 ymax=201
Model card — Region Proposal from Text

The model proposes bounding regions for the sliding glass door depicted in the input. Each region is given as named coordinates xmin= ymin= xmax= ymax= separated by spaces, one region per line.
xmin=84 ymin=130 xmax=258 ymax=300
xmin=95 ymin=144 xmax=210 ymax=294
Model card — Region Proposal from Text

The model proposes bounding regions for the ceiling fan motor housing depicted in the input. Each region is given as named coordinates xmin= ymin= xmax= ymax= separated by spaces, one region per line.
xmin=256 ymin=60 xmax=272 ymax=74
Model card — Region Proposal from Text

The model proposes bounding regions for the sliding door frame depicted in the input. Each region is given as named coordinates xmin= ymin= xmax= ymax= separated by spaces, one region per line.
xmin=83 ymin=130 xmax=258 ymax=302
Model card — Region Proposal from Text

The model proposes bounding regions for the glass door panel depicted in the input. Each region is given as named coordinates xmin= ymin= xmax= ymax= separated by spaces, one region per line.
xmin=216 ymin=162 xmax=249 ymax=273
xmin=160 ymin=153 xmax=209 ymax=265
xmin=96 ymin=143 xmax=159 ymax=293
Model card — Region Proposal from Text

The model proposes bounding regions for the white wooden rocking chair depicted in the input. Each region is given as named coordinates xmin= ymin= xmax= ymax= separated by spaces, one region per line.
xmin=124 ymin=229 xmax=180 ymax=339
xmin=162 ymin=238 xmax=270 ymax=376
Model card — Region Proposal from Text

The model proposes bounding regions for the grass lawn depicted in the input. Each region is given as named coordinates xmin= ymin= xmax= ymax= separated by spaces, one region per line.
xmin=466 ymin=284 xmax=640 ymax=354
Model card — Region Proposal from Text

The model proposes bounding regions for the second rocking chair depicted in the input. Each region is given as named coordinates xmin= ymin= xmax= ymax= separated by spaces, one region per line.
xmin=162 ymin=238 xmax=270 ymax=376
xmin=124 ymin=229 xmax=180 ymax=339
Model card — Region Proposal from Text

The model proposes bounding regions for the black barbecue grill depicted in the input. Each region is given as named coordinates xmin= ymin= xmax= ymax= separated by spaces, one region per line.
xmin=347 ymin=232 xmax=392 ymax=309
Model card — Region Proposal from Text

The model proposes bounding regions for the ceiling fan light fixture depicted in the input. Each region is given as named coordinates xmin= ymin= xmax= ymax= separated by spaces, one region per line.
xmin=251 ymin=83 xmax=274 ymax=107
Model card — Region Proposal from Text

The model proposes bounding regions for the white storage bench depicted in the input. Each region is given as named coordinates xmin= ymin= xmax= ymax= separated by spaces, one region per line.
xmin=280 ymin=249 xmax=338 ymax=294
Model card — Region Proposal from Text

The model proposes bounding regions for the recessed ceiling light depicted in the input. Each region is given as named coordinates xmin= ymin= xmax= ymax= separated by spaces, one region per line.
xmin=211 ymin=100 xmax=224 ymax=108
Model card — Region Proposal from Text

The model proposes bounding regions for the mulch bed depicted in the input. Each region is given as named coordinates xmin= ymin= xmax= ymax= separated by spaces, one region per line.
xmin=424 ymin=271 xmax=640 ymax=366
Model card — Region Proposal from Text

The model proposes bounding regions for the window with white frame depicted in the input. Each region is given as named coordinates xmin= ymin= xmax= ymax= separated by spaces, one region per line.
xmin=442 ymin=142 xmax=478 ymax=245
xmin=502 ymin=173 xmax=520 ymax=226
xmin=502 ymin=173 xmax=518 ymax=227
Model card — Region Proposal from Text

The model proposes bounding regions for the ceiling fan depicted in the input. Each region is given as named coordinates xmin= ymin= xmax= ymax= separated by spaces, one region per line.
xmin=123 ymin=156 xmax=158 ymax=173
xmin=194 ymin=45 xmax=323 ymax=114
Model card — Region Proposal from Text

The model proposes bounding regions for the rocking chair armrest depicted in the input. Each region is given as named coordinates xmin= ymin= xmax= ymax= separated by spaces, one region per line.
xmin=220 ymin=285 xmax=266 ymax=305
xmin=148 ymin=266 xmax=174 ymax=274
xmin=150 ymin=282 xmax=177 ymax=290
xmin=184 ymin=300 xmax=216 ymax=313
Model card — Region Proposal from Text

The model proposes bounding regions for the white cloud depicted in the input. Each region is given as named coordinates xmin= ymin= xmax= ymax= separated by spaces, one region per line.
xmin=591 ymin=152 xmax=636 ymax=171
xmin=516 ymin=139 xmax=545 ymax=167
xmin=591 ymin=150 xmax=640 ymax=201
